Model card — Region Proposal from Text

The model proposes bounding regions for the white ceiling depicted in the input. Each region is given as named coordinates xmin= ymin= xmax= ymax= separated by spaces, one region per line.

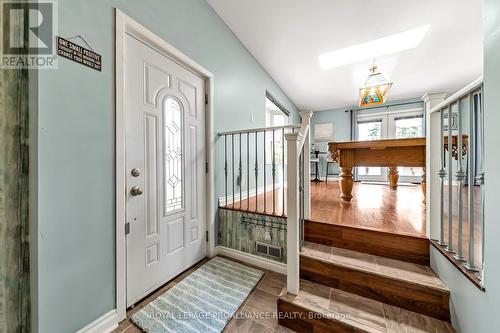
xmin=206 ymin=0 xmax=483 ymax=111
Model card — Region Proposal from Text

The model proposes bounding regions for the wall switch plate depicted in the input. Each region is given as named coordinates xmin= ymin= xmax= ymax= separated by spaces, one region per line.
xmin=264 ymin=230 xmax=272 ymax=242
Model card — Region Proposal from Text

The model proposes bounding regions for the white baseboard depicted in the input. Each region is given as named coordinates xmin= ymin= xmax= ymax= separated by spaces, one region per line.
xmin=216 ymin=246 xmax=287 ymax=274
xmin=76 ymin=310 xmax=118 ymax=333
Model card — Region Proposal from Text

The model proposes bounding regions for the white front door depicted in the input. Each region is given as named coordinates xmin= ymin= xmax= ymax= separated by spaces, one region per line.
xmin=125 ymin=33 xmax=206 ymax=306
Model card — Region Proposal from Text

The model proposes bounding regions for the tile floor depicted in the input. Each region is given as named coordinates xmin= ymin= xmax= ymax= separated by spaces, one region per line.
xmin=112 ymin=256 xmax=293 ymax=333
xmin=301 ymin=241 xmax=446 ymax=291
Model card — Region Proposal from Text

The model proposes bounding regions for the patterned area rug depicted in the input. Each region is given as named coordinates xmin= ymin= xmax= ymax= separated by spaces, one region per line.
xmin=131 ymin=256 xmax=264 ymax=333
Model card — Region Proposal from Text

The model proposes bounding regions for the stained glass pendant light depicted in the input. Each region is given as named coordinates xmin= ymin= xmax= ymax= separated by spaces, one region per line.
xmin=358 ymin=65 xmax=393 ymax=107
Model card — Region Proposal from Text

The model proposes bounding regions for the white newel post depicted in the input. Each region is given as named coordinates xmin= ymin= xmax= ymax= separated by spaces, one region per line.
xmin=301 ymin=111 xmax=313 ymax=219
xmin=285 ymin=131 xmax=302 ymax=295
xmin=285 ymin=111 xmax=312 ymax=295
xmin=422 ymin=93 xmax=447 ymax=240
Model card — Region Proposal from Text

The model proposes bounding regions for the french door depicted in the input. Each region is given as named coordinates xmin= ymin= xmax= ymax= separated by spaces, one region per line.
xmin=356 ymin=110 xmax=424 ymax=183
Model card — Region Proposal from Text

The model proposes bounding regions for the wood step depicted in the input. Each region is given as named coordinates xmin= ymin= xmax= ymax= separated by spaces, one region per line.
xmin=300 ymin=242 xmax=450 ymax=322
xmin=277 ymin=279 xmax=454 ymax=333
xmin=304 ymin=220 xmax=430 ymax=265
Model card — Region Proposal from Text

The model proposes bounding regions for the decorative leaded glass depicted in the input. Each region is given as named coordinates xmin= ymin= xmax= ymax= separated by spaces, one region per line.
xmin=164 ymin=97 xmax=183 ymax=213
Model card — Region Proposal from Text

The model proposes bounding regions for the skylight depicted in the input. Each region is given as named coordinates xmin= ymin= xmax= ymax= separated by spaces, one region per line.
xmin=319 ymin=25 xmax=431 ymax=70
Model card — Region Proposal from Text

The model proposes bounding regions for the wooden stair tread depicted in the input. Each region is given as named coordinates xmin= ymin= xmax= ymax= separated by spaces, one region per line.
xmin=278 ymin=279 xmax=454 ymax=333
xmin=301 ymin=241 xmax=448 ymax=293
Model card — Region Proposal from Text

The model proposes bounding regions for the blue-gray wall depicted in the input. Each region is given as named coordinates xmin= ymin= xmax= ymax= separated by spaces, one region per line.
xmin=36 ymin=1 xmax=297 ymax=332
xmin=430 ymin=1 xmax=500 ymax=332
xmin=310 ymin=108 xmax=351 ymax=176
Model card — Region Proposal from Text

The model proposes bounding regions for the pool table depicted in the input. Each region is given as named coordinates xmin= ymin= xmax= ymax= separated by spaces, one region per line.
xmin=328 ymin=138 xmax=426 ymax=202
xmin=328 ymin=136 xmax=468 ymax=202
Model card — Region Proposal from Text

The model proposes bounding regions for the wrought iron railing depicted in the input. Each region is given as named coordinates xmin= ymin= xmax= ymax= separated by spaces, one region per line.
xmin=217 ymin=124 xmax=300 ymax=216
xmin=431 ymin=78 xmax=484 ymax=279
xmin=216 ymin=112 xmax=312 ymax=296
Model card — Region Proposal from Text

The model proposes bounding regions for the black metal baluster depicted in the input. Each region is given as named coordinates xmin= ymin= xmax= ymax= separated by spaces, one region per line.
xmin=224 ymin=134 xmax=228 ymax=206
xmin=232 ymin=133 xmax=235 ymax=208
xmin=264 ymin=130 xmax=266 ymax=213
xmin=272 ymin=129 xmax=276 ymax=215
xmin=255 ymin=131 xmax=258 ymax=212
xmin=282 ymin=128 xmax=285 ymax=216
xmin=239 ymin=133 xmax=243 ymax=210
xmin=247 ymin=132 xmax=250 ymax=211
xmin=299 ymin=144 xmax=305 ymax=249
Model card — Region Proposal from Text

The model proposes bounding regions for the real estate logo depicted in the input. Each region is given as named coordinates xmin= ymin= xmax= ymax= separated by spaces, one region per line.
xmin=0 ymin=0 xmax=58 ymax=69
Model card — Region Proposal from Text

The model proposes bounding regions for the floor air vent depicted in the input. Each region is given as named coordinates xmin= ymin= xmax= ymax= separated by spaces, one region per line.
xmin=256 ymin=241 xmax=282 ymax=260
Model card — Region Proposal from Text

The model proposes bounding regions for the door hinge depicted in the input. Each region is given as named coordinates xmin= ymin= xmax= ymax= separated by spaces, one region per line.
xmin=206 ymin=162 xmax=209 ymax=173
xmin=125 ymin=222 xmax=130 ymax=235
xmin=206 ymin=230 xmax=209 ymax=242
xmin=205 ymin=94 xmax=208 ymax=105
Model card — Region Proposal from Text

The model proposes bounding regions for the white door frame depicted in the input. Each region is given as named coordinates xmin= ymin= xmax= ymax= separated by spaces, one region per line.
xmin=115 ymin=9 xmax=215 ymax=321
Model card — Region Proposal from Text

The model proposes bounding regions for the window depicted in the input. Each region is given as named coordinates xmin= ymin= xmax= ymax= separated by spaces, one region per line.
xmin=358 ymin=120 xmax=382 ymax=141
xmin=394 ymin=115 xmax=424 ymax=177
xmin=357 ymin=119 xmax=383 ymax=176
xmin=164 ymin=97 xmax=184 ymax=213
xmin=265 ymin=94 xmax=289 ymax=164
xmin=266 ymin=97 xmax=288 ymax=128
xmin=395 ymin=115 xmax=423 ymax=138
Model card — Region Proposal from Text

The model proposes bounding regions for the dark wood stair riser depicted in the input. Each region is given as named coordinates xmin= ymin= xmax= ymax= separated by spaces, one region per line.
xmin=300 ymin=255 xmax=450 ymax=322
xmin=304 ymin=220 xmax=430 ymax=265
xmin=277 ymin=299 xmax=365 ymax=333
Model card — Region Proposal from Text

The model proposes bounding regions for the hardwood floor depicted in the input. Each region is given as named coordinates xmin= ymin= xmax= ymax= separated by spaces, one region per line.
xmin=310 ymin=181 xmax=425 ymax=236
xmin=224 ymin=181 xmax=426 ymax=237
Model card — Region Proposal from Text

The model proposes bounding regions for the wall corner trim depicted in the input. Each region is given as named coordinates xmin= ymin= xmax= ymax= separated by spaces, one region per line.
xmin=75 ymin=310 xmax=118 ymax=333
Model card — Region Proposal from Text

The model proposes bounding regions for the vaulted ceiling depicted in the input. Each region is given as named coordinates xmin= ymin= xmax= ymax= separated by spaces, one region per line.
xmin=207 ymin=0 xmax=483 ymax=110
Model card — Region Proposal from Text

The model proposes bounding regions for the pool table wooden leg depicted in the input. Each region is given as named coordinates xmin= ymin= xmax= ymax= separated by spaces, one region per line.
xmin=339 ymin=167 xmax=353 ymax=201
xmin=388 ymin=167 xmax=399 ymax=190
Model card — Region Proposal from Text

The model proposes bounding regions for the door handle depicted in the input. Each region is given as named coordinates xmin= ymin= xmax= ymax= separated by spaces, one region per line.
xmin=130 ymin=186 xmax=143 ymax=196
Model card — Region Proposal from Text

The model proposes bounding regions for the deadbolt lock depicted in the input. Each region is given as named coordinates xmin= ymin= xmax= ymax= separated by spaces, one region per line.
xmin=131 ymin=168 xmax=141 ymax=177
xmin=130 ymin=186 xmax=143 ymax=196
